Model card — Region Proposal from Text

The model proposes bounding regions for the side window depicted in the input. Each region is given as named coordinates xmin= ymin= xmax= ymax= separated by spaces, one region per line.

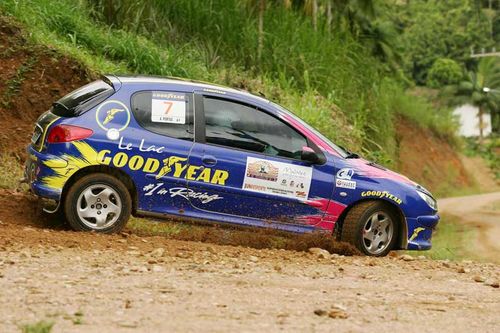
xmin=131 ymin=91 xmax=193 ymax=140
xmin=204 ymin=97 xmax=308 ymax=159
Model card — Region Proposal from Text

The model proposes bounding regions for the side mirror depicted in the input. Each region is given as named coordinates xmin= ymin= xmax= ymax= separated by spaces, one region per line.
xmin=301 ymin=146 xmax=320 ymax=164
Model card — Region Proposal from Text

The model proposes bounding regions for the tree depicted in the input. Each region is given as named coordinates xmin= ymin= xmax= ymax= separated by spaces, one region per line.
xmin=447 ymin=58 xmax=500 ymax=138
xmin=396 ymin=0 xmax=494 ymax=84
xmin=427 ymin=58 xmax=463 ymax=88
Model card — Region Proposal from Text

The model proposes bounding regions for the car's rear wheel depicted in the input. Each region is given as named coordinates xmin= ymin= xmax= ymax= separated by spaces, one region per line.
xmin=64 ymin=173 xmax=131 ymax=233
xmin=341 ymin=201 xmax=398 ymax=256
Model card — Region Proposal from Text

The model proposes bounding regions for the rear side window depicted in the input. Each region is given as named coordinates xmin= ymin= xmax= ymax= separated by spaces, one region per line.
xmin=52 ymin=80 xmax=114 ymax=117
xmin=131 ymin=91 xmax=194 ymax=141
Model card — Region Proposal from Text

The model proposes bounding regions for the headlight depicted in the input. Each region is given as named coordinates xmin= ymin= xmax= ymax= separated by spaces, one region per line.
xmin=417 ymin=190 xmax=437 ymax=210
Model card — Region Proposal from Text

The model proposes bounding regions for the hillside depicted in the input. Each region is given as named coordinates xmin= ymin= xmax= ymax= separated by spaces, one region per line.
xmin=0 ymin=5 xmax=471 ymax=193
xmin=0 ymin=0 xmax=461 ymax=157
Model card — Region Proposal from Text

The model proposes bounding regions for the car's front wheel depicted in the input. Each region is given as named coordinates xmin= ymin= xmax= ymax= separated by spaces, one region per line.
xmin=64 ymin=173 xmax=131 ymax=233
xmin=341 ymin=201 xmax=398 ymax=256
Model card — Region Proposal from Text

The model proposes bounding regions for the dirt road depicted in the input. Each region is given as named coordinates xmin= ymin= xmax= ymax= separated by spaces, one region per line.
xmin=439 ymin=192 xmax=500 ymax=263
xmin=0 ymin=191 xmax=498 ymax=332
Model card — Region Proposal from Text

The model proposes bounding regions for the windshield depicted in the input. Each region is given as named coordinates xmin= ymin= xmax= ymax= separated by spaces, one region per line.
xmin=271 ymin=102 xmax=349 ymax=158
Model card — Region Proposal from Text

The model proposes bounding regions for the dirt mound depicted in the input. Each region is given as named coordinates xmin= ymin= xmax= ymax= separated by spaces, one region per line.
xmin=0 ymin=189 xmax=359 ymax=256
xmin=396 ymin=116 xmax=472 ymax=196
xmin=0 ymin=16 xmax=90 ymax=159
xmin=0 ymin=189 xmax=42 ymax=226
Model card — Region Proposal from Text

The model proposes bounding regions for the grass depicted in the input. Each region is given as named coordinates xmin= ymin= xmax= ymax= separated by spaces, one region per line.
xmin=63 ymin=311 xmax=84 ymax=325
xmin=20 ymin=320 xmax=54 ymax=333
xmin=424 ymin=213 xmax=477 ymax=261
xmin=464 ymin=136 xmax=500 ymax=180
xmin=0 ymin=54 xmax=37 ymax=108
xmin=0 ymin=0 xmax=460 ymax=165
xmin=385 ymin=81 xmax=458 ymax=144
xmin=0 ymin=154 xmax=23 ymax=189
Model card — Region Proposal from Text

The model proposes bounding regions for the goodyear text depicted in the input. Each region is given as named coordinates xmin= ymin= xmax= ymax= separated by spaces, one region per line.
xmin=96 ymin=150 xmax=229 ymax=185
xmin=361 ymin=190 xmax=402 ymax=205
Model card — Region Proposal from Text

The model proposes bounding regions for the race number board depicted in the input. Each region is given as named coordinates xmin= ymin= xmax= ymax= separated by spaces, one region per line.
xmin=151 ymin=92 xmax=186 ymax=124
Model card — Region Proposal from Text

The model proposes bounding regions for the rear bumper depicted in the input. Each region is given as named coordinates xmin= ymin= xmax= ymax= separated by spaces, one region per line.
xmin=25 ymin=146 xmax=62 ymax=201
xmin=406 ymin=214 xmax=440 ymax=251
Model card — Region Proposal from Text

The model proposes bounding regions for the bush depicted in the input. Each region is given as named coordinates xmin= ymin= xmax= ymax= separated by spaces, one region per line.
xmin=427 ymin=58 xmax=463 ymax=88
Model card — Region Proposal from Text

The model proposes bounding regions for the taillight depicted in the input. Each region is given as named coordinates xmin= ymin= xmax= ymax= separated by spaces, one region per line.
xmin=47 ymin=125 xmax=93 ymax=143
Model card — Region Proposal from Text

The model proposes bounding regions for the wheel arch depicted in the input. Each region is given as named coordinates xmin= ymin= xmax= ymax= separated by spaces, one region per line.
xmin=334 ymin=198 xmax=408 ymax=250
xmin=61 ymin=165 xmax=138 ymax=214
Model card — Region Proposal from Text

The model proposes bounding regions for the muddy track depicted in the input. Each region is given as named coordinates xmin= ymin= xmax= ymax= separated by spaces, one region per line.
xmin=0 ymin=191 xmax=499 ymax=332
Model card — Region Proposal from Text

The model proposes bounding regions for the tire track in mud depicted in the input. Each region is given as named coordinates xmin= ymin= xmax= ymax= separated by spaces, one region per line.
xmin=0 ymin=189 xmax=359 ymax=256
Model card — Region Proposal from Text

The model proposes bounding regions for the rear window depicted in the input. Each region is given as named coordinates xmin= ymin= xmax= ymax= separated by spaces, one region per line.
xmin=131 ymin=91 xmax=194 ymax=141
xmin=52 ymin=80 xmax=114 ymax=117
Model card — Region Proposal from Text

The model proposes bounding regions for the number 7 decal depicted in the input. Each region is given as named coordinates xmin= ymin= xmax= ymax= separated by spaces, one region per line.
xmin=163 ymin=101 xmax=173 ymax=114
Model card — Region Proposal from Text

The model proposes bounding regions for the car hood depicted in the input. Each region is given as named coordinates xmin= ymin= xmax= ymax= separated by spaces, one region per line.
xmin=345 ymin=158 xmax=417 ymax=187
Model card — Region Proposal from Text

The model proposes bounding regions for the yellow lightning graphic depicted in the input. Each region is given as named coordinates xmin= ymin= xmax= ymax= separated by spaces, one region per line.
xmin=102 ymin=108 xmax=124 ymax=125
xmin=41 ymin=141 xmax=100 ymax=189
xmin=409 ymin=227 xmax=425 ymax=242
xmin=156 ymin=156 xmax=188 ymax=179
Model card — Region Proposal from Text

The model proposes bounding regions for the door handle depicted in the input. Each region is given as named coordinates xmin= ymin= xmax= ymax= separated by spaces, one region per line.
xmin=202 ymin=155 xmax=217 ymax=166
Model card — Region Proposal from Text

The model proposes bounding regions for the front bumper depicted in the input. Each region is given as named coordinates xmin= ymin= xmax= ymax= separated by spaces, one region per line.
xmin=406 ymin=214 xmax=440 ymax=250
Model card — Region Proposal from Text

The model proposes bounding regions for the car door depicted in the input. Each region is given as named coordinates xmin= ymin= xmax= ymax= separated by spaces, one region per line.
xmin=185 ymin=92 xmax=336 ymax=226
xmin=129 ymin=90 xmax=195 ymax=214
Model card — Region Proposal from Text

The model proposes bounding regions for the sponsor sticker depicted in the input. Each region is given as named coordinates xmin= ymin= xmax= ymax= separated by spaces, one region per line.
xmin=336 ymin=179 xmax=356 ymax=190
xmin=409 ymin=227 xmax=425 ymax=242
xmin=242 ymin=157 xmax=312 ymax=200
xmin=143 ymin=183 xmax=223 ymax=204
xmin=96 ymin=151 xmax=229 ymax=185
xmin=361 ymin=190 xmax=402 ymax=205
xmin=95 ymin=100 xmax=131 ymax=140
xmin=151 ymin=92 xmax=186 ymax=124
xmin=336 ymin=168 xmax=354 ymax=180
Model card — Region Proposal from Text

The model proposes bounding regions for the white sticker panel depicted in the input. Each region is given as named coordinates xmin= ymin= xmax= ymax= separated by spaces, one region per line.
xmin=336 ymin=178 xmax=356 ymax=190
xmin=242 ymin=157 xmax=313 ymax=200
xmin=151 ymin=93 xmax=186 ymax=124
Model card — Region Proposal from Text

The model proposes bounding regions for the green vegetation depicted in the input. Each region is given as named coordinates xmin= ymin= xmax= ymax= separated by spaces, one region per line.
xmin=392 ymin=0 xmax=500 ymax=135
xmin=393 ymin=0 xmax=495 ymax=85
xmin=443 ymin=57 xmax=500 ymax=138
xmin=20 ymin=320 xmax=54 ymax=333
xmin=464 ymin=136 xmax=500 ymax=179
xmin=1 ymin=0 xmax=497 ymax=170
xmin=427 ymin=58 xmax=463 ymax=88
xmin=425 ymin=213 xmax=477 ymax=261
xmin=0 ymin=0 xmax=460 ymax=165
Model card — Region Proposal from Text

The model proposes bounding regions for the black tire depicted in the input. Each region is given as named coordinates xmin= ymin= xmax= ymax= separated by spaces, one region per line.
xmin=64 ymin=173 xmax=131 ymax=233
xmin=341 ymin=200 xmax=399 ymax=256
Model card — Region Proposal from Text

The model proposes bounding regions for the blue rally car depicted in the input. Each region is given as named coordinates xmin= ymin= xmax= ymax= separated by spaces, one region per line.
xmin=24 ymin=75 xmax=439 ymax=256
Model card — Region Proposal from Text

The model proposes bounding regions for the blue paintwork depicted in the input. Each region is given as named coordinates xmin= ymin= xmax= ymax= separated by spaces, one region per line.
xmin=25 ymin=76 xmax=439 ymax=250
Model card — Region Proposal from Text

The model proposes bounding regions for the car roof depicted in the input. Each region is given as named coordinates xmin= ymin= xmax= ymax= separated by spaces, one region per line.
xmin=107 ymin=75 xmax=271 ymax=106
